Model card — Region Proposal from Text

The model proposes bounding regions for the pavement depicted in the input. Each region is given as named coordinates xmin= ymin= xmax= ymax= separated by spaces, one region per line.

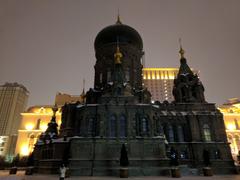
xmin=0 ymin=170 xmax=240 ymax=180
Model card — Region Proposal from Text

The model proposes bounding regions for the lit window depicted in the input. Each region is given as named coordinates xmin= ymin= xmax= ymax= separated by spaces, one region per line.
xmin=203 ymin=124 xmax=211 ymax=142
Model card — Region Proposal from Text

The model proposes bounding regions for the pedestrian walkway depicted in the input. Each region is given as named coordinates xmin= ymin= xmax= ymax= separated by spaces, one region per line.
xmin=0 ymin=170 xmax=240 ymax=180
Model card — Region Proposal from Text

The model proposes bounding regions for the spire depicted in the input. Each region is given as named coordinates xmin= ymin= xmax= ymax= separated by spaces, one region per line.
xmin=81 ymin=79 xmax=85 ymax=95
xmin=177 ymin=39 xmax=193 ymax=76
xmin=116 ymin=9 xmax=122 ymax=24
xmin=178 ymin=38 xmax=185 ymax=59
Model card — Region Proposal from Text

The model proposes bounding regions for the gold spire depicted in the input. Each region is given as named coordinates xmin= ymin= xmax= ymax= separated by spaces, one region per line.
xmin=116 ymin=9 xmax=122 ymax=24
xmin=114 ymin=45 xmax=123 ymax=64
xmin=179 ymin=38 xmax=185 ymax=59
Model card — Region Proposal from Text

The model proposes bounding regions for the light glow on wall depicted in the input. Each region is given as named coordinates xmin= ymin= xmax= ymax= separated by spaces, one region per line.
xmin=20 ymin=145 xmax=29 ymax=156
xmin=40 ymin=124 xmax=48 ymax=131
xmin=25 ymin=123 xmax=34 ymax=130
xmin=227 ymin=123 xmax=236 ymax=131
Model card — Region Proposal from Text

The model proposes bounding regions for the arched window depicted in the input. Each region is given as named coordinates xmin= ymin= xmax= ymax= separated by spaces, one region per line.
xmin=107 ymin=71 xmax=111 ymax=82
xmin=203 ymin=124 xmax=211 ymax=142
xmin=87 ymin=118 xmax=94 ymax=136
xmin=119 ymin=115 xmax=127 ymax=138
xmin=28 ymin=134 xmax=35 ymax=154
xmin=177 ymin=125 xmax=184 ymax=142
xmin=99 ymin=73 xmax=103 ymax=83
xmin=168 ymin=125 xmax=174 ymax=142
xmin=159 ymin=124 xmax=164 ymax=136
xmin=142 ymin=117 xmax=148 ymax=135
xmin=125 ymin=68 xmax=130 ymax=82
xmin=109 ymin=115 xmax=116 ymax=137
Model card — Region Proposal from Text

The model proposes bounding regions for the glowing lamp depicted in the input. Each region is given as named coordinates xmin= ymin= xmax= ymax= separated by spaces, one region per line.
xmin=25 ymin=124 xmax=34 ymax=131
xmin=227 ymin=124 xmax=236 ymax=131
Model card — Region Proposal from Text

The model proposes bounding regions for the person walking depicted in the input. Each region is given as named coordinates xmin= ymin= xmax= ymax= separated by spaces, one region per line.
xmin=59 ymin=164 xmax=66 ymax=180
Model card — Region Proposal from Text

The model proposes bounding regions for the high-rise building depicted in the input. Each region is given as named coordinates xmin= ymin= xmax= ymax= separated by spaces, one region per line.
xmin=0 ymin=82 xmax=29 ymax=157
xmin=143 ymin=68 xmax=198 ymax=102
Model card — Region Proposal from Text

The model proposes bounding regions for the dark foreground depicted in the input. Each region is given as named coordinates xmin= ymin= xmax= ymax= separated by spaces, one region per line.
xmin=0 ymin=170 xmax=240 ymax=180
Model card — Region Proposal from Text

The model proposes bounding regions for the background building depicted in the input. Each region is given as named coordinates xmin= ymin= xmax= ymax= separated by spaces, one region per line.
xmin=15 ymin=92 xmax=85 ymax=157
xmin=218 ymin=98 xmax=240 ymax=160
xmin=15 ymin=105 xmax=61 ymax=156
xmin=143 ymin=68 xmax=199 ymax=102
xmin=55 ymin=91 xmax=85 ymax=106
xmin=0 ymin=82 xmax=29 ymax=159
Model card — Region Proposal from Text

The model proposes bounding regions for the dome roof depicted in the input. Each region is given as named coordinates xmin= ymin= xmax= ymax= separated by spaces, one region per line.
xmin=94 ymin=22 xmax=143 ymax=50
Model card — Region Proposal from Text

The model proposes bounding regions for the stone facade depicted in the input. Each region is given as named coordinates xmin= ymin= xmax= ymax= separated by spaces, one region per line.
xmin=34 ymin=19 xmax=235 ymax=176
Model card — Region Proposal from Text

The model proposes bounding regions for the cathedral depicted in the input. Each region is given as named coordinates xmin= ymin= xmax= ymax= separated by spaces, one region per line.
xmin=34 ymin=17 xmax=235 ymax=176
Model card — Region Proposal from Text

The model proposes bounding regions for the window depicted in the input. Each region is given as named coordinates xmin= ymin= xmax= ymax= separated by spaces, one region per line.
xmin=99 ymin=73 xmax=103 ymax=83
xmin=168 ymin=125 xmax=174 ymax=142
xmin=88 ymin=118 xmax=94 ymax=136
xmin=119 ymin=115 xmax=127 ymax=138
xmin=109 ymin=115 xmax=116 ymax=137
xmin=158 ymin=124 xmax=164 ymax=136
xmin=125 ymin=68 xmax=130 ymax=82
xmin=235 ymin=135 xmax=240 ymax=152
xmin=203 ymin=124 xmax=211 ymax=141
xmin=177 ymin=125 xmax=184 ymax=142
xmin=107 ymin=71 xmax=111 ymax=82
xmin=235 ymin=119 xmax=239 ymax=130
xmin=142 ymin=118 xmax=148 ymax=134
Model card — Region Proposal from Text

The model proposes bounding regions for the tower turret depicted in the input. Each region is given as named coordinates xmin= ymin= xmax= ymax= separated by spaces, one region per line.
xmin=173 ymin=41 xmax=206 ymax=103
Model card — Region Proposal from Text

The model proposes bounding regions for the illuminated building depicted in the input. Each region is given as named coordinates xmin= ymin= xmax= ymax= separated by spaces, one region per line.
xmin=15 ymin=105 xmax=61 ymax=156
xmin=218 ymin=98 xmax=240 ymax=159
xmin=0 ymin=82 xmax=29 ymax=157
xmin=143 ymin=68 xmax=198 ymax=102
xmin=15 ymin=92 xmax=85 ymax=157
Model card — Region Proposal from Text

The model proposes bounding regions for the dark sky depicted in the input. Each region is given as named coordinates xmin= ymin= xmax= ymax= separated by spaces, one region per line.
xmin=1 ymin=0 xmax=240 ymax=107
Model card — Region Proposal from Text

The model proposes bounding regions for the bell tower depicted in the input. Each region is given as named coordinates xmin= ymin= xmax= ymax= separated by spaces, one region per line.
xmin=173 ymin=40 xmax=206 ymax=103
xmin=93 ymin=17 xmax=144 ymax=91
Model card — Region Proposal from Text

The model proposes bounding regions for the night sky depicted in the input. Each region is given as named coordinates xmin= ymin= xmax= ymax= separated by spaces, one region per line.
xmin=0 ymin=0 xmax=240 ymax=107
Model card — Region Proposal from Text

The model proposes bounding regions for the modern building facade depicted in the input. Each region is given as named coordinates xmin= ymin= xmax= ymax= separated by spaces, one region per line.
xmin=0 ymin=82 xmax=29 ymax=158
xmin=15 ymin=105 xmax=61 ymax=156
xmin=15 ymin=92 xmax=85 ymax=157
xmin=218 ymin=98 xmax=240 ymax=160
xmin=33 ymin=18 xmax=235 ymax=175
xmin=143 ymin=68 xmax=198 ymax=102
